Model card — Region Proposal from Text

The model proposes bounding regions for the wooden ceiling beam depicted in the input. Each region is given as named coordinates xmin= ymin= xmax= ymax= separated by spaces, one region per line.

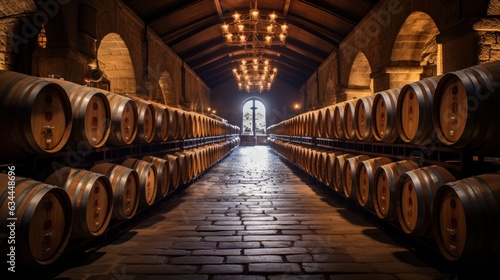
xmin=161 ymin=15 xmax=221 ymax=46
xmin=143 ymin=0 xmax=204 ymax=24
xmin=298 ymin=0 xmax=361 ymax=26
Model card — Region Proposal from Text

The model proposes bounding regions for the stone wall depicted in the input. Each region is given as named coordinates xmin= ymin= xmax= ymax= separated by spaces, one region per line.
xmin=301 ymin=0 xmax=496 ymax=112
xmin=0 ymin=0 xmax=210 ymax=110
xmin=1 ymin=0 xmax=498 ymax=122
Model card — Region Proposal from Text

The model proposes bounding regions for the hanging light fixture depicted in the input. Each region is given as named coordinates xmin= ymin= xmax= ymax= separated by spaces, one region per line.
xmin=221 ymin=0 xmax=288 ymax=49
xmin=232 ymin=50 xmax=277 ymax=93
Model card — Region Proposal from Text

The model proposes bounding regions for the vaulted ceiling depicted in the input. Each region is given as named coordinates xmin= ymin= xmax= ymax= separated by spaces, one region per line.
xmin=123 ymin=0 xmax=379 ymax=90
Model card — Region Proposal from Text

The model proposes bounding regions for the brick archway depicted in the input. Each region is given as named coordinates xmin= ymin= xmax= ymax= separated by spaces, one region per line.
xmin=345 ymin=51 xmax=372 ymax=100
xmin=157 ymin=71 xmax=174 ymax=106
xmin=97 ymin=32 xmax=136 ymax=95
xmin=389 ymin=11 xmax=441 ymax=88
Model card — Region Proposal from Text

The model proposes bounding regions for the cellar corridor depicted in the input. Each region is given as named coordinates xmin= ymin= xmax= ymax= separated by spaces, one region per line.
xmin=32 ymin=146 xmax=478 ymax=280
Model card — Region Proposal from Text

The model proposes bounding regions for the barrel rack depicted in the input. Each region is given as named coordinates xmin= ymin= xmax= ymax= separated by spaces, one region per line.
xmin=5 ymin=134 xmax=238 ymax=181
xmin=1 ymin=133 xmax=240 ymax=279
xmin=267 ymin=133 xmax=500 ymax=275
xmin=270 ymin=134 xmax=500 ymax=179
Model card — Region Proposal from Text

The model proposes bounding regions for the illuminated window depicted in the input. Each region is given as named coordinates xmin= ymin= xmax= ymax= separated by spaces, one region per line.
xmin=242 ymin=98 xmax=266 ymax=135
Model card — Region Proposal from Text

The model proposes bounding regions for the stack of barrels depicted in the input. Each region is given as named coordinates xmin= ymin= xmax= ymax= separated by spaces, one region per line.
xmin=0 ymin=70 xmax=240 ymax=161
xmin=268 ymin=60 xmax=500 ymax=264
xmin=0 ymin=70 xmax=240 ymax=268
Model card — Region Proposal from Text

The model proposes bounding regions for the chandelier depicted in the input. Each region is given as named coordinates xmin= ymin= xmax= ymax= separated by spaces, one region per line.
xmin=232 ymin=52 xmax=277 ymax=93
xmin=221 ymin=0 xmax=288 ymax=49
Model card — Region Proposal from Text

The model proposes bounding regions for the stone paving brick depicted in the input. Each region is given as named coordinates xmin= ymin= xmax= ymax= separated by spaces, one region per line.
xmin=218 ymin=241 xmax=261 ymax=249
xmin=170 ymin=256 xmax=224 ymax=264
xmin=197 ymin=225 xmax=246 ymax=231
xmin=203 ymin=235 xmax=243 ymax=242
xmin=285 ymin=254 xmax=314 ymax=262
xmin=212 ymin=276 xmax=266 ymax=280
xmin=115 ymin=264 xmax=198 ymax=274
xmin=244 ymin=247 xmax=308 ymax=255
xmin=162 ymin=249 xmax=192 ymax=256
xmin=181 ymin=230 xmax=237 ymax=236
xmin=243 ymin=235 xmax=301 ymax=241
xmin=170 ymin=241 xmax=218 ymax=250
xmin=213 ymin=220 xmax=244 ymax=225
xmin=261 ymin=241 xmax=293 ymax=248
xmin=198 ymin=264 xmax=244 ymax=274
xmin=226 ymin=255 xmax=284 ymax=263
xmin=236 ymin=230 xmax=279 ymax=235
xmin=191 ymin=249 xmax=242 ymax=256
xmin=248 ymin=263 xmax=302 ymax=273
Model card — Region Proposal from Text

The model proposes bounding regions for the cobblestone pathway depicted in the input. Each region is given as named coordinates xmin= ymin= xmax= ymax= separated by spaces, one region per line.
xmin=53 ymin=146 xmax=453 ymax=280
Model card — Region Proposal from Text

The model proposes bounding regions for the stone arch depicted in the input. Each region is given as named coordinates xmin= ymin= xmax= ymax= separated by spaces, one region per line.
xmin=345 ymin=52 xmax=372 ymax=100
xmin=97 ymin=32 xmax=136 ymax=95
xmin=389 ymin=11 xmax=441 ymax=88
xmin=157 ymin=71 xmax=174 ymax=106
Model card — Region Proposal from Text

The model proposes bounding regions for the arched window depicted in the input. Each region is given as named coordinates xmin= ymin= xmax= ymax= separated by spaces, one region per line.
xmin=242 ymin=98 xmax=266 ymax=135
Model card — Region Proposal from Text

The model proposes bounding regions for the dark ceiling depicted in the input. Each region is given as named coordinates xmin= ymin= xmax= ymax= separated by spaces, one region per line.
xmin=123 ymin=0 xmax=380 ymax=90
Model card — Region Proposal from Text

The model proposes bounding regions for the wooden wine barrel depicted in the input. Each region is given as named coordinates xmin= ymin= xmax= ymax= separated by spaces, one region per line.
xmin=45 ymin=167 xmax=113 ymax=238
xmin=354 ymin=96 xmax=374 ymax=142
xmin=373 ymin=160 xmax=420 ymax=221
xmin=163 ymin=106 xmax=178 ymax=140
xmin=0 ymin=175 xmax=72 ymax=266
xmin=333 ymin=102 xmax=347 ymax=139
xmin=150 ymin=102 xmax=169 ymax=142
xmin=333 ymin=153 xmax=354 ymax=194
xmin=355 ymin=157 xmax=392 ymax=208
xmin=397 ymin=76 xmax=442 ymax=145
xmin=314 ymin=108 xmax=326 ymax=138
xmin=122 ymin=158 xmax=158 ymax=207
xmin=313 ymin=149 xmax=328 ymax=182
xmin=432 ymin=61 xmax=500 ymax=154
xmin=193 ymin=147 xmax=207 ymax=173
xmin=206 ymin=118 xmax=215 ymax=137
xmin=44 ymin=78 xmax=112 ymax=148
xmin=372 ymin=88 xmax=401 ymax=143
xmin=432 ymin=173 xmax=500 ymax=263
xmin=323 ymin=105 xmax=335 ymax=139
xmin=165 ymin=153 xmax=181 ymax=191
xmin=304 ymin=148 xmax=316 ymax=174
xmin=90 ymin=163 xmax=140 ymax=221
xmin=103 ymin=91 xmax=138 ymax=146
xmin=303 ymin=111 xmax=314 ymax=137
xmin=142 ymin=155 xmax=171 ymax=200
xmin=190 ymin=113 xmax=202 ymax=138
xmin=127 ymin=96 xmax=156 ymax=144
xmin=181 ymin=150 xmax=198 ymax=180
xmin=297 ymin=113 xmax=306 ymax=136
xmin=343 ymin=100 xmax=357 ymax=140
xmin=175 ymin=151 xmax=190 ymax=184
xmin=202 ymin=115 xmax=210 ymax=137
xmin=191 ymin=147 xmax=204 ymax=176
xmin=325 ymin=151 xmax=342 ymax=188
xmin=343 ymin=155 xmax=370 ymax=200
xmin=396 ymin=165 xmax=456 ymax=237
xmin=0 ymin=70 xmax=73 ymax=159
xmin=172 ymin=109 xmax=185 ymax=139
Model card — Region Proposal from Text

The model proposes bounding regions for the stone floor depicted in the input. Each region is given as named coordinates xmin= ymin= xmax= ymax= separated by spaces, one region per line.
xmin=42 ymin=146 xmax=488 ymax=279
